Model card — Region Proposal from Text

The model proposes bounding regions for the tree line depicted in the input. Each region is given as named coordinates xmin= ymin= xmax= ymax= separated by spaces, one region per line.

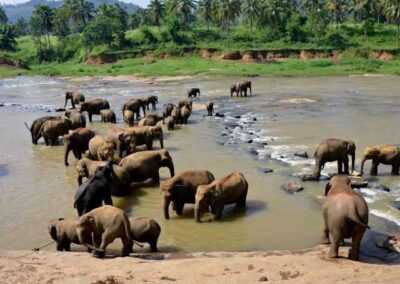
xmin=0 ymin=0 xmax=400 ymax=63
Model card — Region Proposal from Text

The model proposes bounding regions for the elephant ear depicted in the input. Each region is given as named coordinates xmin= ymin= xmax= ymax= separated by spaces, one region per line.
xmin=49 ymin=224 xmax=58 ymax=240
xmin=324 ymin=182 xmax=332 ymax=196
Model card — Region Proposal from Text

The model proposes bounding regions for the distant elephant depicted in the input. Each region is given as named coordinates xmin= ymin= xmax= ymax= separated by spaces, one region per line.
xmin=74 ymin=163 xmax=114 ymax=216
xmin=100 ymin=109 xmax=117 ymax=124
xmin=64 ymin=128 xmax=96 ymax=166
xmin=187 ymin=88 xmax=200 ymax=98
xmin=230 ymin=83 xmax=240 ymax=97
xmin=171 ymin=106 xmax=181 ymax=124
xmin=178 ymin=100 xmax=193 ymax=112
xmin=206 ymin=102 xmax=214 ymax=116
xmin=138 ymin=113 xmax=163 ymax=127
xmin=88 ymin=135 xmax=116 ymax=161
xmin=126 ymin=125 xmax=164 ymax=152
xmin=123 ymin=110 xmax=135 ymax=127
xmin=163 ymin=103 xmax=175 ymax=119
xmin=360 ymin=144 xmax=400 ymax=176
xmin=79 ymin=98 xmax=110 ymax=123
xmin=145 ymin=96 xmax=158 ymax=111
xmin=77 ymin=205 xmax=132 ymax=258
xmin=64 ymin=91 xmax=85 ymax=109
xmin=313 ymin=138 xmax=356 ymax=179
xmin=161 ymin=170 xmax=215 ymax=219
xmin=164 ymin=116 xmax=175 ymax=130
xmin=239 ymin=80 xmax=252 ymax=96
xmin=180 ymin=105 xmax=191 ymax=124
xmin=76 ymin=157 xmax=107 ymax=185
xmin=40 ymin=117 xmax=73 ymax=146
xmin=65 ymin=110 xmax=86 ymax=129
xmin=195 ymin=172 xmax=248 ymax=222
xmin=25 ymin=116 xmax=60 ymax=144
xmin=122 ymin=98 xmax=146 ymax=120
xmin=322 ymin=175 xmax=369 ymax=260
xmin=119 ymin=149 xmax=175 ymax=184
xmin=129 ymin=217 xmax=161 ymax=252
xmin=48 ymin=217 xmax=91 ymax=251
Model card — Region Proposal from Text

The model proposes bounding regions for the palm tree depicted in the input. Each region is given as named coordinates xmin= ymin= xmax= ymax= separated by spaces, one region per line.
xmin=167 ymin=0 xmax=197 ymax=26
xmin=326 ymin=0 xmax=349 ymax=29
xmin=30 ymin=5 xmax=54 ymax=49
xmin=148 ymin=0 xmax=165 ymax=26
xmin=198 ymin=0 xmax=213 ymax=29
xmin=64 ymin=0 xmax=94 ymax=32
xmin=242 ymin=0 xmax=261 ymax=30
xmin=214 ymin=0 xmax=241 ymax=30
xmin=384 ymin=0 xmax=400 ymax=48
xmin=353 ymin=0 xmax=375 ymax=40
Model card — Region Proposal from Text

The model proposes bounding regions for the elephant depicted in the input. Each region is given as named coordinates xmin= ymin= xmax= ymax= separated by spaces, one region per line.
xmin=119 ymin=149 xmax=175 ymax=184
xmin=100 ymin=109 xmax=117 ymax=124
xmin=88 ymin=135 xmax=116 ymax=161
xmin=76 ymin=157 xmax=107 ymax=185
xmin=322 ymin=175 xmax=369 ymax=260
xmin=125 ymin=125 xmax=164 ymax=153
xmin=239 ymin=80 xmax=252 ymax=96
xmin=230 ymin=83 xmax=240 ymax=97
xmin=123 ymin=110 xmax=135 ymax=127
xmin=187 ymin=88 xmax=200 ymax=98
xmin=65 ymin=91 xmax=85 ymax=109
xmin=163 ymin=103 xmax=175 ymax=119
xmin=164 ymin=116 xmax=175 ymax=130
xmin=79 ymin=98 xmax=110 ymax=123
xmin=313 ymin=138 xmax=356 ymax=179
xmin=195 ymin=172 xmax=248 ymax=222
xmin=145 ymin=96 xmax=158 ymax=111
xmin=64 ymin=128 xmax=96 ymax=166
xmin=138 ymin=113 xmax=163 ymax=127
xmin=25 ymin=116 xmax=60 ymax=144
xmin=360 ymin=144 xmax=400 ymax=176
xmin=74 ymin=163 xmax=114 ymax=216
xmin=161 ymin=170 xmax=215 ymax=220
xmin=76 ymin=205 xmax=132 ymax=258
xmin=206 ymin=102 xmax=214 ymax=116
xmin=40 ymin=117 xmax=73 ymax=146
xmin=171 ymin=106 xmax=181 ymax=124
xmin=65 ymin=110 xmax=86 ymax=129
xmin=180 ymin=105 xmax=191 ymax=124
xmin=129 ymin=217 xmax=161 ymax=252
xmin=48 ymin=217 xmax=91 ymax=251
xmin=178 ymin=100 xmax=193 ymax=112
xmin=122 ymin=98 xmax=146 ymax=120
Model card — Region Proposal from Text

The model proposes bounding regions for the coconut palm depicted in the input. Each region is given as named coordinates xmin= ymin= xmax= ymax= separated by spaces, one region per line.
xmin=242 ymin=0 xmax=261 ymax=30
xmin=148 ymin=0 xmax=165 ymax=26
xmin=64 ymin=0 xmax=94 ymax=32
xmin=198 ymin=0 xmax=214 ymax=29
xmin=326 ymin=0 xmax=349 ymax=29
xmin=384 ymin=0 xmax=400 ymax=47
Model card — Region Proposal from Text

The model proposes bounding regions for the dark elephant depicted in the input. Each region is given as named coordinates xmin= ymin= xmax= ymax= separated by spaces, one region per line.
xmin=163 ymin=103 xmax=175 ymax=119
xmin=79 ymin=98 xmax=110 ymax=123
xmin=187 ymin=88 xmax=200 ymax=98
xmin=40 ymin=117 xmax=73 ymax=146
xmin=206 ymin=102 xmax=214 ymax=116
xmin=179 ymin=105 xmax=191 ymax=124
xmin=239 ymin=80 xmax=252 ymax=96
xmin=145 ymin=96 xmax=158 ymax=111
xmin=64 ymin=128 xmax=96 ymax=166
xmin=178 ymin=100 xmax=193 ymax=112
xmin=65 ymin=91 xmax=85 ymax=109
xmin=122 ymin=98 xmax=146 ymax=121
xmin=65 ymin=110 xmax=86 ymax=129
xmin=25 ymin=116 xmax=60 ymax=144
xmin=360 ymin=144 xmax=400 ymax=176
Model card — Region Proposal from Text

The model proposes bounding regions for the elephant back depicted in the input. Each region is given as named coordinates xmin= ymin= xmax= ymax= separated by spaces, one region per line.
xmin=74 ymin=176 xmax=95 ymax=208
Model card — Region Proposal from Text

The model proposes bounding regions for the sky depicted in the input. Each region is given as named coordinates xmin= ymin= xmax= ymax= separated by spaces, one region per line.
xmin=0 ymin=0 xmax=150 ymax=7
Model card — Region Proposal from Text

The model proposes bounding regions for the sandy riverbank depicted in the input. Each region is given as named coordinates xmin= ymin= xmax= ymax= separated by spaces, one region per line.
xmin=0 ymin=246 xmax=398 ymax=284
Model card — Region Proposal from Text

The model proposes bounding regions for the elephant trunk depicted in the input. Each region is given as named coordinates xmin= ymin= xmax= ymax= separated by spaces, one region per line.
xmin=64 ymin=142 xmax=72 ymax=166
xmin=351 ymin=153 xmax=355 ymax=173
xmin=194 ymin=203 xmax=201 ymax=223
xmin=77 ymin=175 xmax=83 ymax=186
xmin=163 ymin=196 xmax=171 ymax=220
xmin=159 ymin=135 xmax=164 ymax=149
xmin=313 ymin=158 xmax=321 ymax=179
xmin=167 ymin=160 xmax=175 ymax=177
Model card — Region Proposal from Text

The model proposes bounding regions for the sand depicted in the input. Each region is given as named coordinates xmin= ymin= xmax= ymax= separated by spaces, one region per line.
xmin=0 ymin=246 xmax=398 ymax=284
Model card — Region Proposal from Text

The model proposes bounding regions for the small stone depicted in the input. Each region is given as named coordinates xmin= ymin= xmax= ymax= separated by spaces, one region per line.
xmin=259 ymin=276 xmax=269 ymax=282
xmin=235 ymin=115 xmax=241 ymax=119
xmin=247 ymin=139 xmax=253 ymax=144
xmin=253 ymin=117 xmax=257 ymax=121
xmin=370 ymin=183 xmax=391 ymax=192
xmin=260 ymin=168 xmax=274 ymax=174
xmin=248 ymin=148 xmax=259 ymax=156
xmin=281 ymin=181 xmax=304 ymax=194
xmin=294 ymin=152 xmax=309 ymax=159
xmin=391 ymin=201 xmax=400 ymax=210
xmin=248 ymin=264 xmax=254 ymax=271
xmin=215 ymin=112 xmax=225 ymax=118
xmin=0 ymin=103 xmax=4 ymax=107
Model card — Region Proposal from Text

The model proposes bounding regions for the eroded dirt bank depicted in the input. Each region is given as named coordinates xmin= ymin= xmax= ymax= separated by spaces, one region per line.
xmin=0 ymin=246 xmax=398 ymax=284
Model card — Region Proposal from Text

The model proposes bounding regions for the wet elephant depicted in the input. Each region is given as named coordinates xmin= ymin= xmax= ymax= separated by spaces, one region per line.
xmin=40 ymin=117 xmax=73 ymax=146
xmin=65 ymin=110 xmax=86 ymax=129
xmin=79 ymin=98 xmax=110 ymax=123
xmin=187 ymin=88 xmax=200 ymax=98
xmin=122 ymin=98 xmax=146 ymax=121
xmin=360 ymin=144 xmax=400 ymax=176
xmin=65 ymin=91 xmax=85 ymax=109
xmin=64 ymin=128 xmax=95 ymax=166
xmin=25 ymin=116 xmax=60 ymax=144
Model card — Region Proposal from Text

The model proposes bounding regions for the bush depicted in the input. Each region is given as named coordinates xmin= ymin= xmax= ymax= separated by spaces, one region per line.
xmin=323 ymin=30 xmax=350 ymax=49
xmin=193 ymin=27 xmax=222 ymax=42
xmin=286 ymin=14 xmax=308 ymax=43
xmin=139 ymin=26 xmax=159 ymax=45
xmin=54 ymin=34 xmax=82 ymax=62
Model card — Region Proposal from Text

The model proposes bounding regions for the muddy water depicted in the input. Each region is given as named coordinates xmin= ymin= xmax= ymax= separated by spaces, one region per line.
xmin=0 ymin=75 xmax=399 ymax=252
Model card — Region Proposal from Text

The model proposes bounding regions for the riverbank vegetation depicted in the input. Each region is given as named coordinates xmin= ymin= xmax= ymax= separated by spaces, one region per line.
xmin=1 ymin=0 xmax=400 ymax=77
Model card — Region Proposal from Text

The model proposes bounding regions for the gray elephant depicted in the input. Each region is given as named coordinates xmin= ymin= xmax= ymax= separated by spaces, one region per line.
xmin=64 ymin=128 xmax=96 ymax=166
xmin=123 ymin=110 xmax=135 ymax=127
xmin=122 ymin=98 xmax=146 ymax=120
xmin=164 ymin=116 xmax=175 ymax=130
xmin=100 ymin=109 xmax=117 ymax=124
xmin=178 ymin=100 xmax=193 ymax=112
xmin=313 ymin=138 xmax=356 ymax=179
xmin=179 ymin=105 xmax=191 ymax=124
xmin=129 ymin=217 xmax=161 ymax=252
xmin=145 ymin=96 xmax=158 ymax=111
xmin=206 ymin=102 xmax=214 ymax=116
xmin=65 ymin=91 xmax=85 ymax=109
xmin=79 ymin=98 xmax=110 ymax=123
xmin=187 ymin=88 xmax=200 ymax=98
xmin=126 ymin=125 xmax=164 ymax=152
xmin=76 ymin=205 xmax=132 ymax=258
xmin=163 ymin=103 xmax=175 ymax=119
xmin=25 ymin=116 xmax=61 ymax=145
xmin=48 ymin=217 xmax=91 ymax=251
xmin=322 ymin=175 xmax=369 ymax=260
xmin=88 ymin=135 xmax=116 ymax=161
xmin=40 ymin=117 xmax=73 ymax=146
xmin=195 ymin=172 xmax=248 ymax=222
xmin=138 ymin=113 xmax=163 ymax=127
xmin=76 ymin=157 xmax=107 ymax=185
xmin=360 ymin=144 xmax=400 ymax=176
xmin=65 ymin=110 xmax=86 ymax=129
xmin=171 ymin=106 xmax=181 ymax=124
xmin=161 ymin=170 xmax=215 ymax=219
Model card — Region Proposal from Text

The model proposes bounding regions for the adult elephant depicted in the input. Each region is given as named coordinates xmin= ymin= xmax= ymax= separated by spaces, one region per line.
xmin=88 ymin=135 xmax=116 ymax=161
xmin=65 ymin=91 xmax=85 ymax=109
xmin=138 ymin=114 xmax=163 ymax=127
xmin=122 ymin=98 xmax=146 ymax=121
xmin=230 ymin=83 xmax=240 ymax=97
xmin=126 ymin=125 xmax=164 ymax=152
xmin=161 ymin=170 xmax=215 ymax=220
xmin=178 ymin=100 xmax=192 ymax=112
xmin=313 ymin=138 xmax=356 ymax=179
xmin=187 ymin=88 xmax=200 ymax=98
xmin=76 ymin=157 xmax=107 ymax=185
xmin=79 ymin=98 xmax=110 ymax=123
xmin=322 ymin=175 xmax=369 ymax=260
xmin=64 ymin=128 xmax=96 ymax=166
xmin=239 ymin=80 xmax=252 ymax=97
xmin=195 ymin=172 xmax=248 ymax=222
xmin=65 ymin=109 xmax=86 ymax=129
xmin=119 ymin=149 xmax=175 ymax=184
xmin=180 ymin=105 xmax=191 ymax=124
xmin=100 ymin=109 xmax=117 ymax=124
xmin=24 ymin=116 xmax=60 ymax=144
xmin=206 ymin=102 xmax=214 ymax=116
xmin=163 ymin=103 xmax=175 ymax=119
xmin=74 ymin=163 xmax=114 ymax=216
xmin=360 ymin=144 xmax=400 ymax=176
xmin=40 ymin=117 xmax=73 ymax=146
xmin=145 ymin=96 xmax=158 ymax=111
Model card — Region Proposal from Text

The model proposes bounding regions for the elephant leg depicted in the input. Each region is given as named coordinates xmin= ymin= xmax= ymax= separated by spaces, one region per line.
xmin=337 ymin=159 xmax=343 ymax=174
xmin=150 ymin=240 xmax=158 ymax=252
xmin=153 ymin=172 xmax=160 ymax=184
xmin=176 ymin=202 xmax=184 ymax=216
xmin=343 ymin=156 xmax=349 ymax=174
xmin=370 ymin=160 xmax=379 ymax=176
xmin=349 ymin=227 xmax=365 ymax=261
xmin=328 ymin=230 xmax=341 ymax=258
xmin=88 ymin=113 xmax=93 ymax=123
xmin=96 ymin=231 xmax=113 ymax=258
xmin=321 ymin=212 xmax=330 ymax=244
xmin=391 ymin=164 xmax=400 ymax=175
xmin=56 ymin=242 xmax=64 ymax=251
xmin=65 ymin=241 xmax=71 ymax=252
xmin=121 ymin=236 xmax=132 ymax=257
xmin=236 ymin=193 xmax=247 ymax=209
xmin=214 ymin=206 xmax=224 ymax=220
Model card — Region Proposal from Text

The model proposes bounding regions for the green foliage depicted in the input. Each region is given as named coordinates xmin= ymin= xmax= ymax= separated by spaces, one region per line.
xmin=323 ymin=29 xmax=350 ymax=48
xmin=0 ymin=6 xmax=8 ymax=24
xmin=286 ymin=14 xmax=308 ymax=43
xmin=0 ymin=24 xmax=17 ymax=51
xmin=14 ymin=18 xmax=29 ymax=37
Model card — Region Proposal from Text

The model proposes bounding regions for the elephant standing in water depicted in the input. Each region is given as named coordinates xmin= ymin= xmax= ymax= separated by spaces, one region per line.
xmin=360 ymin=144 xmax=400 ymax=176
xmin=230 ymin=81 xmax=252 ymax=97
xmin=64 ymin=128 xmax=95 ymax=166
xmin=65 ymin=91 xmax=85 ymax=109
xmin=313 ymin=138 xmax=356 ymax=179
xmin=322 ymin=176 xmax=369 ymax=260
xmin=40 ymin=117 xmax=73 ymax=145
xmin=187 ymin=88 xmax=200 ymax=98
xmin=145 ymin=96 xmax=158 ymax=110
xmin=25 ymin=116 xmax=60 ymax=144
xmin=80 ymin=98 xmax=110 ymax=122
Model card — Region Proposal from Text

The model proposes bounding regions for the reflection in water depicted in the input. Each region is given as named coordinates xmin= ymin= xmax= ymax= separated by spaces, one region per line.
xmin=0 ymin=75 xmax=399 ymax=252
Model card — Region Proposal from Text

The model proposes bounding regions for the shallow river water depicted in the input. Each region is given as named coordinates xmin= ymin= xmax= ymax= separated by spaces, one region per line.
xmin=0 ymin=75 xmax=399 ymax=252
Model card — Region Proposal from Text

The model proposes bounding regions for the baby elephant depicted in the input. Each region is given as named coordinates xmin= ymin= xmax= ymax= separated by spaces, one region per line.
xmin=322 ymin=175 xmax=369 ymax=261
xmin=77 ymin=205 xmax=132 ymax=258
xmin=129 ymin=217 xmax=161 ymax=252
xmin=206 ymin=102 xmax=214 ymax=116
xmin=100 ymin=109 xmax=117 ymax=124
xmin=195 ymin=172 xmax=248 ymax=222
xmin=48 ymin=217 xmax=91 ymax=251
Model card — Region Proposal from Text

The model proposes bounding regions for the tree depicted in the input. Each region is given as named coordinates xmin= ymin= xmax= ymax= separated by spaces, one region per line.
xmin=258 ymin=0 xmax=294 ymax=34
xmin=213 ymin=0 xmax=241 ymax=30
xmin=30 ymin=5 xmax=54 ymax=50
xmin=302 ymin=0 xmax=328 ymax=41
xmin=198 ymin=0 xmax=214 ymax=29
xmin=384 ymin=0 xmax=400 ymax=48
xmin=14 ymin=18 xmax=29 ymax=36
xmin=166 ymin=0 xmax=197 ymax=27
xmin=242 ymin=0 xmax=261 ymax=30
xmin=353 ymin=0 xmax=375 ymax=40
xmin=53 ymin=7 xmax=70 ymax=38
xmin=64 ymin=0 xmax=94 ymax=32
xmin=0 ymin=24 xmax=16 ymax=51
xmin=0 ymin=6 xmax=8 ymax=24
xmin=326 ymin=0 xmax=349 ymax=29
xmin=148 ymin=0 xmax=165 ymax=26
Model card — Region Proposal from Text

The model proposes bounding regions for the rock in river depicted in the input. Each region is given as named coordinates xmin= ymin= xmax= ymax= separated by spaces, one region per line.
xmin=281 ymin=181 xmax=304 ymax=194
xmin=259 ymin=168 xmax=274 ymax=174
xmin=294 ymin=151 xmax=309 ymax=159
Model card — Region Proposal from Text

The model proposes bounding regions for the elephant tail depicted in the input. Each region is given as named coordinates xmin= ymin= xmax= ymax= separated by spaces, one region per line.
xmin=24 ymin=122 xmax=31 ymax=132
xmin=348 ymin=211 xmax=370 ymax=230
